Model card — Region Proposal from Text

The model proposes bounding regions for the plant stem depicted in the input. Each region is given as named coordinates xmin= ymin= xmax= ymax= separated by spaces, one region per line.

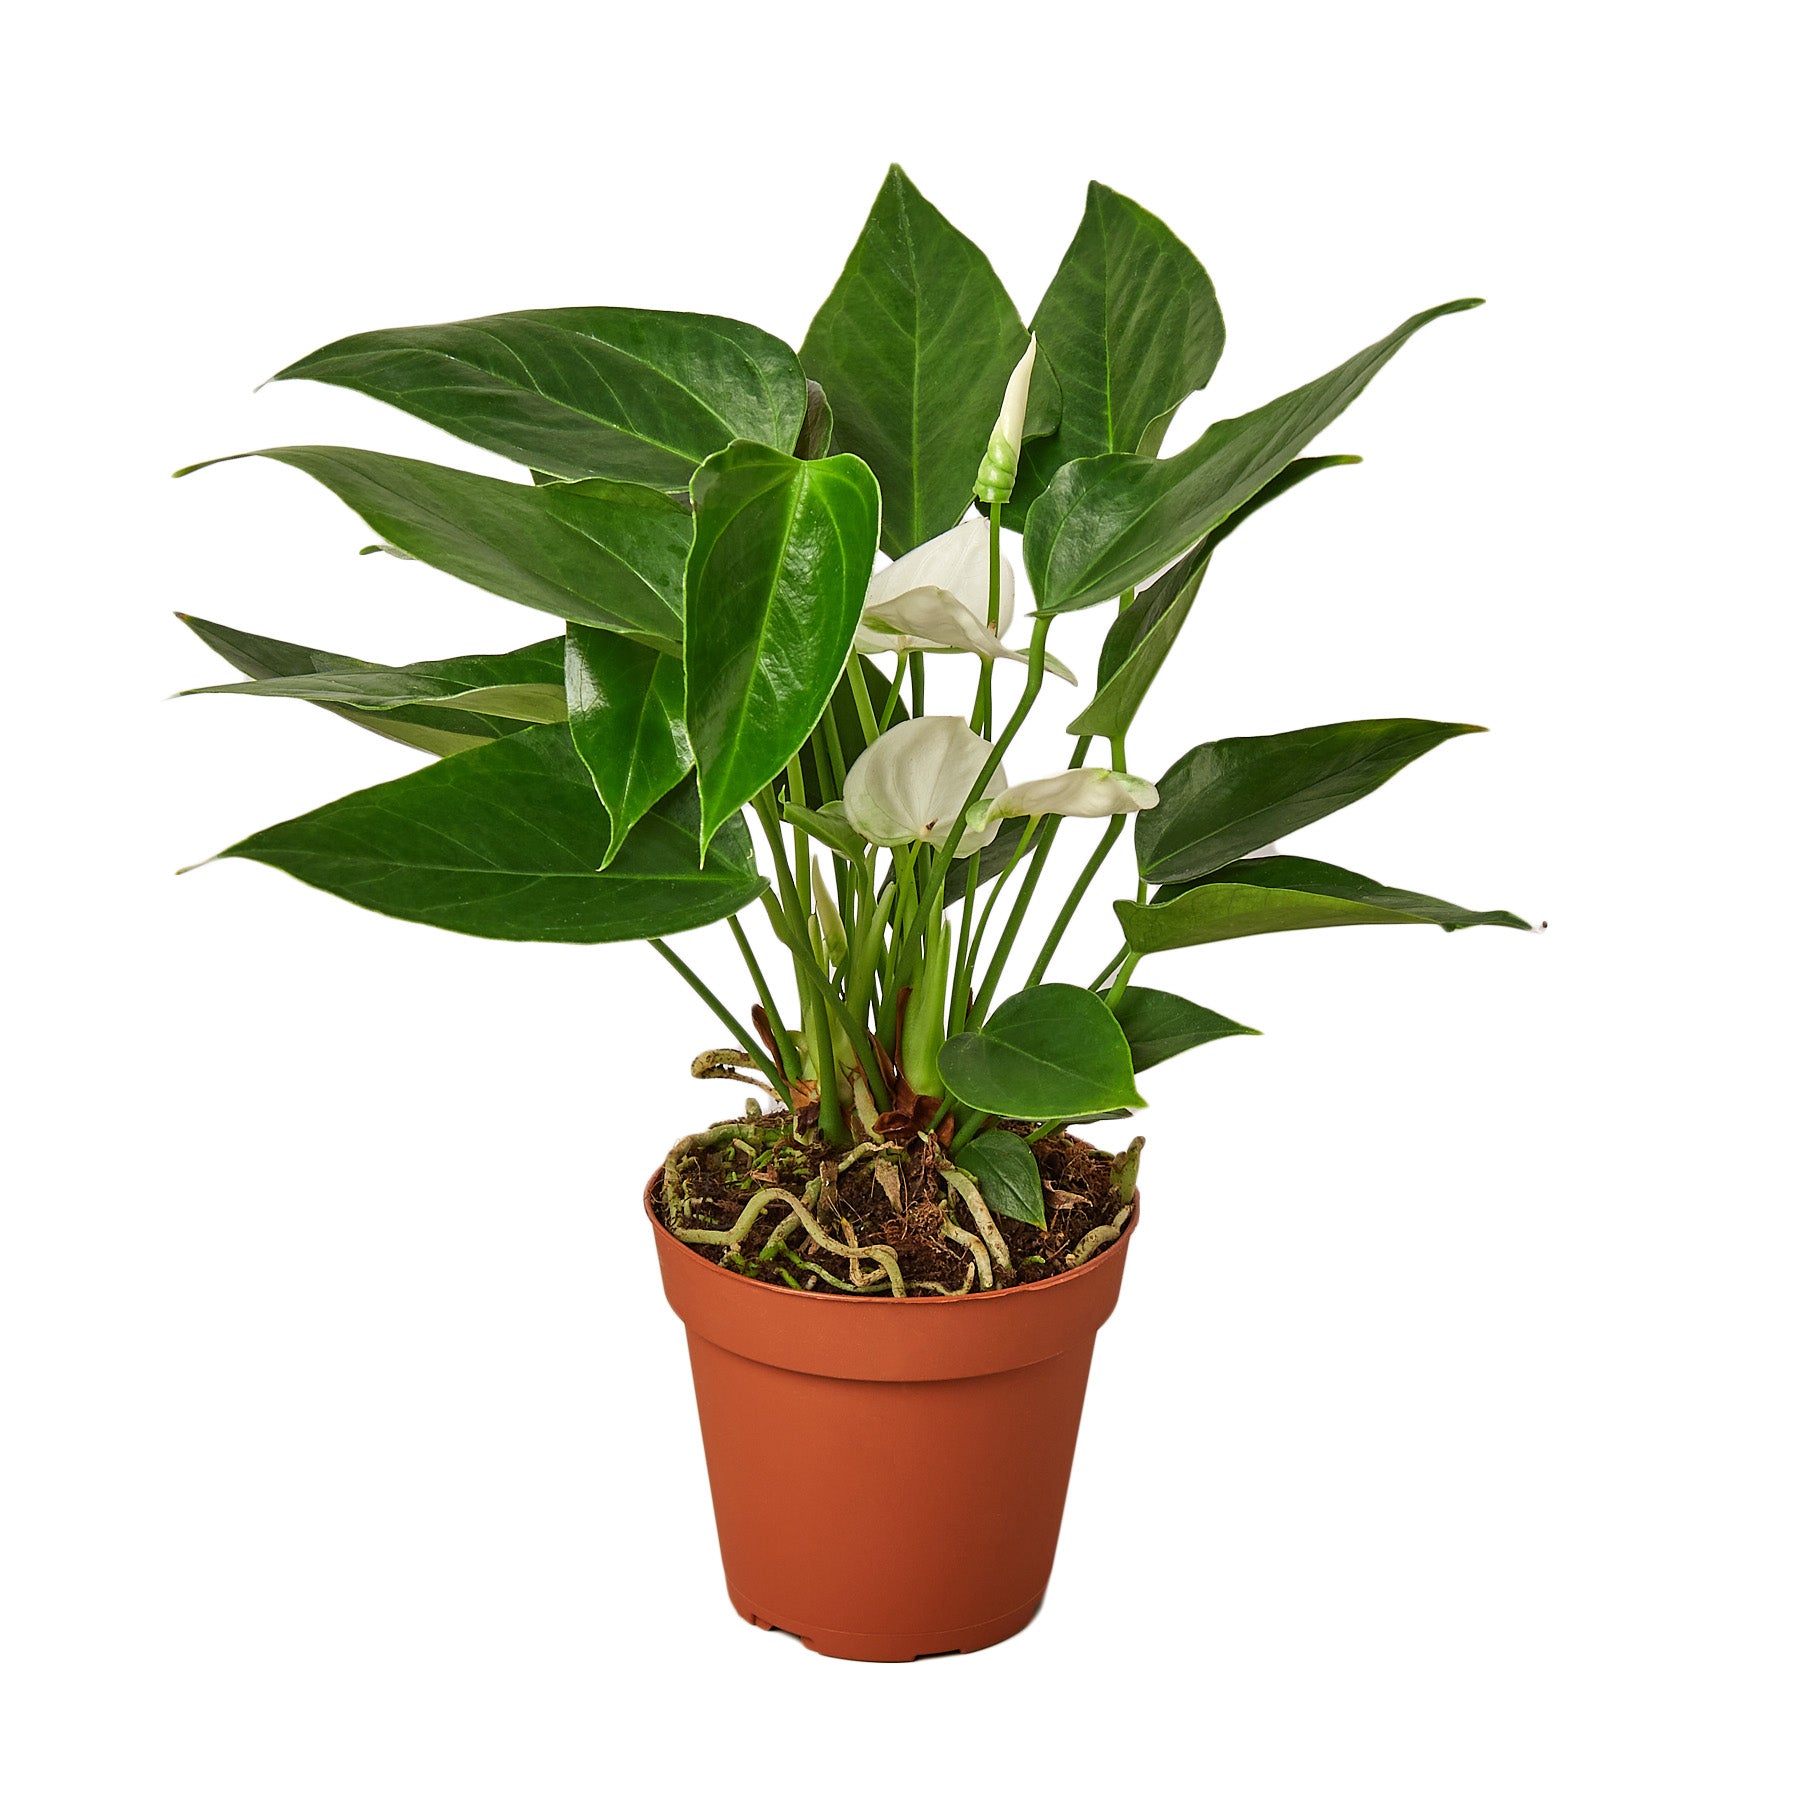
xmin=910 ymin=652 xmax=925 ymax=717
xmin=879 ymin=656 xmax=907 ymax=730
xmin=844 ymin=654 xmax=880 ymax=743
xmin=818 ymin=701 xmax=849 ymax=795
xmin=1105 ymin=950 xmax=1142 ymax=1009
xmin=972 ymin=509 xmax=1002 ymax=736
xmin=727 ymin=915 xmax=800 ymax=1082
xmin=948 ymin=1109 xmax=991 ymax=1156
xmin=761 ymin=893 xmax=892 ymax=1109
xmin=914 ymin=614 xmax=1052 ymax=922
xmin=649 ymin=939 xmax=789 ymax=1100
xmin=1089 ymin=945 xmax=1130 ymax=990
xmin=1024 ymin=813 xmax=1126 ymax=987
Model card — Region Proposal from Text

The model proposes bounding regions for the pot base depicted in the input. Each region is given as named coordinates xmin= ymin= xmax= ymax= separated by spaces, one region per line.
xmin=730 ymin=1582 xmax=1043 ymax=1662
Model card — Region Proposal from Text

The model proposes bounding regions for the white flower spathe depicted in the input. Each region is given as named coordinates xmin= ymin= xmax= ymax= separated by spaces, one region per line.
xmin=965 ymin=767 xmax=1159 ymax=832
xmin=854 ymin=517 xmax=1075 ymax=681
xmin=840 ymin=715 xmax=1007 ymax=857
xmin=974 ymin=335 xmax=1038 ymax=506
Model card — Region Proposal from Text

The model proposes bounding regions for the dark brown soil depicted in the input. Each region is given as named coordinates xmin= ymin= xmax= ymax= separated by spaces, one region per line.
xmin=653 ymin=1118 xmax=1134 ymax=1295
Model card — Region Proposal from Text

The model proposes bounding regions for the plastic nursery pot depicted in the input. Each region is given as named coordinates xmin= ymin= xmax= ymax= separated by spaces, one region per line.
xmin=646 ymin=1173 xmax=1137 ymax=1662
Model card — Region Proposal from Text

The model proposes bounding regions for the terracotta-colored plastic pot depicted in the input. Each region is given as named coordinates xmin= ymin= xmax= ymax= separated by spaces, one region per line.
xmin=647 ymin=1175 xmax=1137 ymax=1661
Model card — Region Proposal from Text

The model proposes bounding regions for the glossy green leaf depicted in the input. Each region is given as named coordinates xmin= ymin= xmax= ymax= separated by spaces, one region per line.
xmin=176 ymin=613 xmax=563 ymax=756
xmin=939 ymin=983 xmax=1145 ymax=1121
xmin=271 ymin=308 xmax=808 ymax=485
xmin=1026 ymin=299 xmax=1482 ymax=612
xmin=211 ymin=727 xmax=765 ymax=943
xmin=801 ymin=165 xmax=1033 ymax=556
xmin=1137 ymin=718 xmax=1484 ymax=887
xmin=564 ymin=625 xmax=693 ymax=866
xmin=1110 ymin=987 xmax=1259 ymax=1071
xmin=956 ymin=1129 xmax=1045 ymax=1230
xmin=683 ymin=442 xmax=880 ymax=851
xmin=1009 ymin=183 xmax=1225 ymax=519
xmin=1118 ymin=854 xmax=1532 ymax=953
xmin=178 ymin=448 xmax=691 ymax=652
xmin=1067 ymin=455 xmax=1358 ymax=739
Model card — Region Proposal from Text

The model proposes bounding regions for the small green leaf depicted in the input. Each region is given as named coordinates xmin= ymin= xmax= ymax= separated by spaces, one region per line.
xmin=1117 ymin=854 xmax=1532 ymax=953
xmin=683 ymin=442 xmax=880 ymax=852
xmin=956 ymin=1130 xmax=1045 ymax=1230
xmin=1110 ymin=987 xmax=1259 ymax=1071
xmin=939 ymin=984 xmax=1145 ymax=1121
xmin=1067 ymin=456 xmax=1358 ymax=740
xmin=1137 ymin=718 xmax=1484 ymax=887
xmin=1026 ymin=299 xmax=1481 ymax=613
xmin=1009 ymin=182 xmax=1225 ymax=518
xmin=271 ymin=308 xmax=809 ymax=485
xmin=801 ymin=165 xmax=1031 ymax=555
xmin=212 ymin=727 xmax=765 ymax=943
xmin=178 ymin=448 xmax=691 ymax=652
xmin=782 ymin=801 xmax=866 ymax=863
xmin=795 ymin=380 xmax=834 ymax=460
xmin=564 ymin=625 xmax=693 ymax=866
xmin=175 ymin=614 xmax=564 ymax=756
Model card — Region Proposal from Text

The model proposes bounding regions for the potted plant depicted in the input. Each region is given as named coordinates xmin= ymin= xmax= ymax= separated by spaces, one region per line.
xmin=175 ymin=167 xmax=1531 ymax=1661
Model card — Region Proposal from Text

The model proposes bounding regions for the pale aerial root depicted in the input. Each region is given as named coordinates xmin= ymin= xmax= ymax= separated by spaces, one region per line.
xmin=677 ymin=1176 xmax=907 ymax=1296
xmin=1064 ymin=1202 xmax=1136 ymax=1268
xmin=940 ymin=1165 xmax=1014 ymax=1277
xmin=939 ymin=1207 xmax=995 ymax=1290
xmin=661 ymin=1119 xmax=783 ymax=1221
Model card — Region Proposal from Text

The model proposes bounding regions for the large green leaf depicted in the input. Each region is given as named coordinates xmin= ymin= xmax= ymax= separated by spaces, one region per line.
xmin=800 ymin=165 xmax=1034 ymax=556
xmin=211 ymin=727 xmax=765 ymax=943
xmin=939 ymin=984 xmax=1145 ymax=1121
xmin=176 ymin=613 xmax=562 ymax=756
xmin=1137 ymin=718 xmax=1484 ymax=887
xmin=683 ymin=442 xmax=880 ymax=851
xmin=178 ymin=448 xmax=691 ymax=652
xmin=1067 ymin=456 xmax=1358 ymax=740
xmin=1118 ymin=854 xmax=1531 ymax=953
xmin=1026 ymin=299 xmax=1482 ymax=612
xmin=955 ymin=1129 xmax=1045 ymax=1230
xmin=1008 ymin=183 xmax=1225 ymax=519
xmin=1111 ymin=987 xmax=1259 ymax=1070
xmin=271 ymin=308 xmax=808 ymax=486
xmin=564 ymin=625 xmax=693 ymax=867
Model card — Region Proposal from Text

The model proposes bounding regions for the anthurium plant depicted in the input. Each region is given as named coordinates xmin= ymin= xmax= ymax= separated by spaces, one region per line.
xmin=177 ymin=168 xmax=1529 ymax=1298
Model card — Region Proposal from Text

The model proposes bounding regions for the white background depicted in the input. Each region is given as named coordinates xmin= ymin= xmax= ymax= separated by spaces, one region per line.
xmin=4 ymin=3 xmax=1794 ymax=1795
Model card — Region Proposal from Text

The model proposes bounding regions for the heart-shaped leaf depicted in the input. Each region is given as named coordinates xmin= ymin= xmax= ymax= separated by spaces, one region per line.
xmin=1008 ymin=182 xmax=1225 ymax=519
xmin=271 ymin=308 xmax=809 ymax=486
xmin=801 ymin=165 xmax=1036 ymax=556
xmin=955 ymin=1129 xmax=1046 ymax=1230
xmin=683 ymin=442 xmax=880 ymax=851
xmin=1117 ymin=854 xmax=1532 ymax=953
xmin=176 ymin=614 xmax=564 ymax=757
xmin=1110 ymin=987 xmax=1259 ymax=1071
xmin=1026 ymin=299 xmax=1481 ymax=613
xmin=939 ymin=983 xmax=1145 ymax=1121
xmin=212 ymin=726 xmax=765 ymax=943
xmin=564 ymin=625 xmax=693 ymax=866
xmin=1067 ymin=455 xmax=1359 ymax=740
xmin=1136 ymin=718 xmax=1484 ymax=887
xmin=179 ymin=449 xmax=691 ymax=652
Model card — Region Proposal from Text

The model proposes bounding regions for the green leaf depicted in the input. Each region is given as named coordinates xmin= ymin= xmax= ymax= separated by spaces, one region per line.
xmin=801 ymin=165 xmax=1031 ymax=556
xmin=175 ymin=613 xmax=563 ymax=756
xmin=178 ymin=448 xmax=691 ymax=652
xmin=1110 ymin=987 xmax=1259 ymax=1071
xmin=782 ymin=801 xmax=866 ymax=864
xmin=1008 ymin=183 xmax=1225 ymax=519
xmin=1026 ymin=299 xmax=1482 ymax=613
xmin=1067 ymin=455 xmax=1359 ymax=740
xmin=939 ymin=983 xmax=1145 ymax=1121
xmin=683 ymin=442 xmax=880 ymax=851
xmin=271 ymin=308 xmax=808 ymax=486
xmin=1117 ymin=854 xmax=1532 ymax=953
xmin=212 ymin=727 xmax=765 ymax=943
xmin=1137 ymin=718 xmax=1484 ymax=887
xmin=564 ymin=625 xmax=693 ymax=867
xmin=956 ymin=1129 xmax=1045 ymax=1230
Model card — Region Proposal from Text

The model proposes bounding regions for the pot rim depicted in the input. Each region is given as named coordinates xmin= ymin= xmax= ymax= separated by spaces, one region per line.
xmin=643 ymin=1169 xmax=1140 ymax=1311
